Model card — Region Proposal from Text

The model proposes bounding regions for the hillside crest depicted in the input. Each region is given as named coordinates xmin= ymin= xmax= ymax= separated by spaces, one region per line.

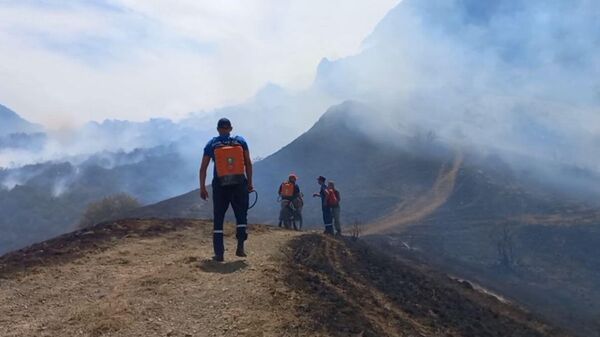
xmin=0 ymin=219 xmax=568 ymax=337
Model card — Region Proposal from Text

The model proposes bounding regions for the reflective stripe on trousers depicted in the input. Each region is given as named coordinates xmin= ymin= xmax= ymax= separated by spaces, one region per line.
xmin=212 ymin=179 xmax=249 ymax=256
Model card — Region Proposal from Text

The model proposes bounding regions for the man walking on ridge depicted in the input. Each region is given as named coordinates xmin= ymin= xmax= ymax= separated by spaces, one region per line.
xmin=313 ymin=176 xmax=334 ymax=235
xmin=199 ymin=118 xmax=254 ymax=262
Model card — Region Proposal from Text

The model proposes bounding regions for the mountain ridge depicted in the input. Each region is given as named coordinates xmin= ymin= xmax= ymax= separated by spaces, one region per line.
xmin=0 ymin=104 xmax=43 ymax=136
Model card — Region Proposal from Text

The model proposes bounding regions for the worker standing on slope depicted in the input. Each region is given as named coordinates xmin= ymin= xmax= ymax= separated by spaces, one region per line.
xmin=327 ymin=181 xmax=342 ymax=236
xmin=313 ymin=176 xmax=334 ymax=235
xmin=278 ymin=173 xmax=303 ymax=229
xmin=199 ymin=118 xmax=254 ymax=262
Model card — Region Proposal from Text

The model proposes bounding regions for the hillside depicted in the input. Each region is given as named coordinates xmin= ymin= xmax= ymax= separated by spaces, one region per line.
xmin=0 ymin=218 xmax=568 ymax=337
xmin=132 ymin=99 xmax=598 ymax=227
xmin=0 ymin=145 xmax=199 ymax=255
xmin=0 ymin=104 xmax=43 ymax=136
xmin=131 ymin=100 xmax=456 ymax=225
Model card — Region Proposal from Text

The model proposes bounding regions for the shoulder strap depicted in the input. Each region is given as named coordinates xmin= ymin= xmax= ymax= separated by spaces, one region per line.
xmin=230 ymin=135 xmax=243 ymax=143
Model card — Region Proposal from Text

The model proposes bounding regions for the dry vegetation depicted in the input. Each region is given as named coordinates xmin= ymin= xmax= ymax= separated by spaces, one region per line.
xmin=0 ymin=219 xmax=298 ymax=337
xmin=78 ymin=193 xmax=141 ymax=228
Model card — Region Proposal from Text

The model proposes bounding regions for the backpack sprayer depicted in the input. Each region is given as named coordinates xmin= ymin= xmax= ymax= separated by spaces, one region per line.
xmin=211 ymin=140 xmax=258 ymax=210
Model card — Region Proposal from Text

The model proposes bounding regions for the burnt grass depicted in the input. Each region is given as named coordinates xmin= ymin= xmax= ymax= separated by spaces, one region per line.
xmin=283 ymin=234 xmax=569 ymax=337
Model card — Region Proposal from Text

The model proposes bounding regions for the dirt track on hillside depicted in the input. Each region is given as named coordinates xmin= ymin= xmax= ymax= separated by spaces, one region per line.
xmin=0 ymin=219 xmax=302 ymax=337
xmin=365 ymin=153 xmax=463 ymax=235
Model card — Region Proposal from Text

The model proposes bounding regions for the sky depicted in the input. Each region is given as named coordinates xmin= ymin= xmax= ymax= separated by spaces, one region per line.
xmin=0 ymin=0 xmax=399 ymax=129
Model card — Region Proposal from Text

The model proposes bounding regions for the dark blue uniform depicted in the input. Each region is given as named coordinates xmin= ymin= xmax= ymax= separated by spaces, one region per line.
xmin=204 ymin=135 xmax=249 ymax=257
xmin=319 ymin=182 xmax=334 ymax=234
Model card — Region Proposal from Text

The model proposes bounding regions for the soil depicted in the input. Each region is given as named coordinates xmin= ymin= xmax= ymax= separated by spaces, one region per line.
xmin=284 ymin=234 xmax=571 ymax=337
xmin=0 ymin=219 xmax=570 ymax=337
xmin=0 ymin=219 xmax=299 ymax=337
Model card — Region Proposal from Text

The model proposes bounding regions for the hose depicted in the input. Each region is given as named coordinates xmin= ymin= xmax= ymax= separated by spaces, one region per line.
xmin=248 ymin=190 xmax=258 ymax=210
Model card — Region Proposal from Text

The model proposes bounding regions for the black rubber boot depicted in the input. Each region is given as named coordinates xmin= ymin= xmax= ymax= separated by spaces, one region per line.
xmin=236 ymin=242 xmax=247 ymax=257
xmin=324 ymin=225 xmax=334 ymax=236
xmin=212 ymin=255 xmax=224 ymax=262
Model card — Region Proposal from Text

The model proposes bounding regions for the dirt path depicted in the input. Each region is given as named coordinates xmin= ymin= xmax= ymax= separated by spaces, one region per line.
xmin=365 ymin=152 xmax=463 ymax=235
xmin=0 ymin=220 xmax=301 ymax=337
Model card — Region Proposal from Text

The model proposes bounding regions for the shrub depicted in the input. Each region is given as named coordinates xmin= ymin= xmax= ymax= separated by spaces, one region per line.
xmin=350 ymin=220 xmax=363 ymax=241
xmin=78 ymin=193 xmax=140 ymax=228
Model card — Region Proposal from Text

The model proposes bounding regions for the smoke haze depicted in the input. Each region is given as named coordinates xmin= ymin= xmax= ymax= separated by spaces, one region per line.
xmin=310 ymin=0 xmax=600 ymax=194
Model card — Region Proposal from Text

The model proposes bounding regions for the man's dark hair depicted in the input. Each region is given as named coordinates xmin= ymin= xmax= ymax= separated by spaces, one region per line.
xmin=217 ymin=118 xmax=232 ymax=129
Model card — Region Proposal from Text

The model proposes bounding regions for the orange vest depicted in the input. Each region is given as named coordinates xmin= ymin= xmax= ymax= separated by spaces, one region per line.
xmin=280 ymin=182 xmax=295 ymax=198
xmin=214 ymin=145 xmax=245 ymax=184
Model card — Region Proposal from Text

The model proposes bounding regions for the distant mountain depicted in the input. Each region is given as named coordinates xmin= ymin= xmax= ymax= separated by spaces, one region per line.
xmin=0 ymin=104 xmax=43 ymax=136
xmin=55 ymin=83 xmax=335 ymax=160
xmin=312 ymin=0 xmax=600 ymax=172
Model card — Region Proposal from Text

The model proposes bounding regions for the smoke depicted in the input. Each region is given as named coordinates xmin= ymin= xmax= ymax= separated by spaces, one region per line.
xmin=3 ymin=0 xmax=599 ymax=200
xmin=311 ymin=0 xmax=600 ymax=194
xmin=51 ymin=176 xmax=71 ymax=197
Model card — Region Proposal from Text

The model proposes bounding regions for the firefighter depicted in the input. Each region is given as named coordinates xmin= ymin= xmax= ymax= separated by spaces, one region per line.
xmin=278 ymin=174 xmax=303 ymax=229
xmin=313 ymin=176 xmax=334 ymax=235
xmin=199 ymin=118 xmax=254 ymax=262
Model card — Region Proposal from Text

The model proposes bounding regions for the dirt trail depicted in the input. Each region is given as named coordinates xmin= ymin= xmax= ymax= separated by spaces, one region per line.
xmin=365 ymin=152 xmax=463 ymax=235
xmin=0 ymin=220 xmax=301 ymax=337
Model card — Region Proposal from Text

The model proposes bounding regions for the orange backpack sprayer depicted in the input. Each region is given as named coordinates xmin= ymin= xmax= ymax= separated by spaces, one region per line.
xmin=214 ymin=145 xmax=245 ymax=186
xmin=326 ymin=187 xmax=339 ymax=207
xmin=213 ymin=143 xmax=258 ymax=209
xmin=280 ymin=182 xmax=295 ymax=198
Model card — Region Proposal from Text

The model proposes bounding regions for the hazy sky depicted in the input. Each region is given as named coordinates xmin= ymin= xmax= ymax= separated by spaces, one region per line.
xmin=0 ymin=0 xmax=398 ymax=128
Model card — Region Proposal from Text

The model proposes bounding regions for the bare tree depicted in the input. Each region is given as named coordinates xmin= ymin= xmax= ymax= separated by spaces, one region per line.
xmin=350 ymin=220 xmax=363 ymax=241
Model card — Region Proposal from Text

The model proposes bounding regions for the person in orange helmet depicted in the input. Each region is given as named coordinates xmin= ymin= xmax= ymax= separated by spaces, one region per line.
xmin=278 ymin=173 xmax=303 ymax=230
